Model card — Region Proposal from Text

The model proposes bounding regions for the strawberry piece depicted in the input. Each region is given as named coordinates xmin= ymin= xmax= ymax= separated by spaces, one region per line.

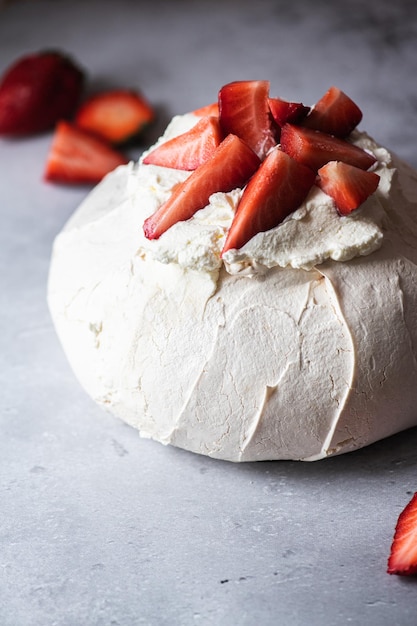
xmin=44 ymin=121 xmax=128 ymax=185
xmin=0 ymin=50 xmax=84 ymax=136
xmin=317 ymin=161 xmax=380 ymax=215
xmin=387 ymin=493 xmax=417 ymax=576
xmin=75 ymin=89 xmax=154 ymax=144
xmin=302 ymin=86 xmax=362 ymax=137
xmin=142 ymin=115 xmax=223 ymax=170
xmin=280 ymin=124 xmax=376 ymax=172
xmin=222 ymin=148 xmax=315 ymax=253
xmin=218 ymin=80 xmax=277 ymax=160
xmin=268 ymin=97 xmax=310 ymax=127
xmin=192 ymin=102 xmax=219 ymax=117
xmin=143 ymin=133 xmax=260 ymax=240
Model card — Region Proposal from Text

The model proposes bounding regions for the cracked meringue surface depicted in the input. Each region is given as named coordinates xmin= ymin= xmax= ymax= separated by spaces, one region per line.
xmin=47 ymin=116 xmax=417 ymax=461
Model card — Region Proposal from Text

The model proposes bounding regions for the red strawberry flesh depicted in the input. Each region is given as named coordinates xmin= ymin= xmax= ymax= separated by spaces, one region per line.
xmin=387 ymin=492 xmax=417 ymax=576
xmin=280 ymin=124 xmax=376 ymax=172
xmin=0 ymin=50 xmax=84 ymax=136
xmin=142 ymin=115 xmax=223 ymax=170
xmin=143 ymin=133 xmax=260 ymax=240
xmin=218 ymin=80 xmax=277 ymax=160
xmin=222 ymin=148 xmax=315 ymax=253
xmin=44 ymin=121 xmax=128 ymax=185
xmin=317 ymin=161 xmax=380 ymax=215
xmin=268 ymin=97 xmax=310 ymax=127
xmin=302 ymin=86 xmax=362 ymax=138
xmin=75 ymin=89 xmax=155 ymax=144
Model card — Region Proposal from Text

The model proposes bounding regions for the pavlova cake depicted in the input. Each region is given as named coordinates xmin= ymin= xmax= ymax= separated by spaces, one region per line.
xmin=48 ymin=81 xmax=417 ymax=461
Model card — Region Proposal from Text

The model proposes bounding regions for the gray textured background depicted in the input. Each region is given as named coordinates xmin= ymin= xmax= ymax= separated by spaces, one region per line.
xmin=1 ymin=1 xmax=417 ymax=624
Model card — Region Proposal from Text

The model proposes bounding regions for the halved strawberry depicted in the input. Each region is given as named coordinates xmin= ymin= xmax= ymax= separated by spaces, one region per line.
xmin=44 ymin=121 xmax=128 ymax=185
xmin=222 ymin=148 xmax=315 ymax=253
xmin=142 ymin=115 xmax=223 ymax=170
xmin=218 ymin=80 xmax=277 ymax=160
xmin=280 ymin=124 xmax=376 ymax=172
xmin=387 ymin=492 xmax=417 ymax=576
xmin=317 ymin=161 xmax=380 ymax=215
xmin=75 ymin=89 xmax=155 ymax=144
xmin=192 ymin=102 xmax=219 ymax=117
xmin=0 ymin=49 xmax=84 ymax=136
xmin=268 ymin=97 xmax=309 ymax=127
xmin=143 ymin=133 xmax=260 ymax=240
xmin=302 ymin=86 xmax=362 ymax=137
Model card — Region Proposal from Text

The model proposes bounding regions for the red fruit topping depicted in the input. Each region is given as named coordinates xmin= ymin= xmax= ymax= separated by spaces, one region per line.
xmin=143 ymin=133 xmax=260 ymax=240
xmin=302 ymin=86 xmax=362 ymax=138
xmin=192 ymin=102 xmax=219 ymax=117
xmin=218 ymin=80 xmax=277 ymax=160
xmin=142 ymin=115 xmax=223 ymax=170
xmin=0 ymin=50 xmax=84 ymax=136
xmin=75 ymin=89 xmax=155 ymax=144
xmin=317 ymin=161 xmax=380 ymax=215
xmin=387 ymin=493 xmax=417 ymax=576
xmin=280 ymin=124 xmax=376 ymax=172
xmin=222 ymin=148 xmax=315 ymax=253
xmin=44 ymin=121 xmax=128 ymax=185
xmin=268 ymin=97 xmax=310 ymax=127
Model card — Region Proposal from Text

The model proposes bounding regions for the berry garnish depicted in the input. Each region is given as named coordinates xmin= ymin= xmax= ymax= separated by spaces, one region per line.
xmin=143 ymin=133 xmax=260 ymax=240
xmin=143 ymin=115 xmax=223 ymax=170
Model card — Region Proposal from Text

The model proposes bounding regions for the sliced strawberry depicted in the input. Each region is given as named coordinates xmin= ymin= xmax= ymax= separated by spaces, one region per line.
xmin=218 ymin=80 xmax=277 ymax=160
xmin=143 ymin=133 xmax=260 ymax=240
xmin=280 ymin=124 xmax=376 ymax=172
xmin=268 ymin=97 xmax=309 ymax=127
xmin=44 ymin=121 xmax=128 ymax=185
xmin=0 ymin=49 xmax=84 ymax=136
xmin=387 ymin=493 xmax=417 ymax=576
xmin=302 ymin=86 xmax=362 ymax=137
xmin=142 ymin=115 xmax=223 ymax=170
xmin=75 ymin=89 xmax=155 ymax=144
xmin=192 ymin=102 xmax=219 ymax=117
xmin=317 ymin=161 xmax=380 ymax=215
xmin=222 ymin=148 xmax=315 ymax=253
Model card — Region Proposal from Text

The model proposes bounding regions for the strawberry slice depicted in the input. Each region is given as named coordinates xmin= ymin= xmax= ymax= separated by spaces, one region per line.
xmin=44 ymin=121 xmax=128 ymax=185
xmin=317 ymin=161 xmax=380 ymax=215
xmin=142 ymin=115 xmax=223 ymax=170
xmin=387 ymin=492 xmax=417 ymax=576
xmin=280 ymin=124 xmax=376 ymax=172
xmin=302 ymin=86 xmax=362 ymax=138
xmin=75 ymin=89 xmax=155 ymax=144
xmin=0 ymin=49 xmax=84 ymax=136
xmin=143 ymin=133 xmax=260 ymax=240
xmin=192 ymin=102 xmax=219 ymax=117
xmin=222 ymin=148 xmax=315 ymax=253
xmin=268 ymin=97 xmax=309 ymax=127
xmin=218 ymin=80 xmax=277 ymax=160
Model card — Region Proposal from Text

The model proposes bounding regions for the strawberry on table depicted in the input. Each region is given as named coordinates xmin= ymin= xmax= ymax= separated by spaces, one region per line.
xmin=142 ymin=115 xmax=223 ymax=170
xmin=387 ymin=492 xmax=417 ymax=576
xmin=222 ymin=148 xmax=315 ymax=253
xmin=280 ymin=124 xmax=376 ymax=172
xmin=317 ymin=161 xmax=380 ymax=215
xmin=218 ymin=80 xmax=277 ymax=160
xmin=44 ymin=121 xmax=128 ymax=185
xmin=302 ymin=86 xmax=363 ymax=138
xmin=0 ymin=49 xmax=84 ymax=136
xmin=143 ymin=133 xmax=260 ymax=240
xmin=75 ymin=89 xmax=155 ymax=144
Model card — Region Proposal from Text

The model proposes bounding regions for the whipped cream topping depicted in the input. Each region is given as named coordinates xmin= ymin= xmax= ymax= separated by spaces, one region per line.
xmin=132 ymin=113 xmax=391 ymax=277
